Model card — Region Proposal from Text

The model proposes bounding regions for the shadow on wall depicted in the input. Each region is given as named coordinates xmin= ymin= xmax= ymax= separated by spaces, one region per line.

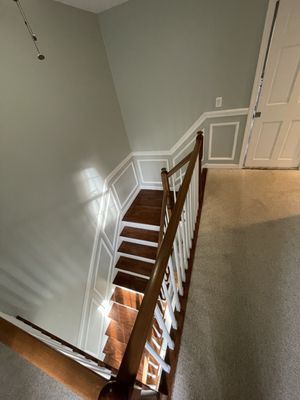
xmin=196 ymin=214 xmax=300 ymax=400
xmin=0 ymin=167 xmax=105 ymax=346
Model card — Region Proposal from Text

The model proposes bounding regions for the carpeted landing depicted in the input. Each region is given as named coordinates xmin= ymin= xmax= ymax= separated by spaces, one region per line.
xmin=173 ymin=170 xmax=300 ymax=400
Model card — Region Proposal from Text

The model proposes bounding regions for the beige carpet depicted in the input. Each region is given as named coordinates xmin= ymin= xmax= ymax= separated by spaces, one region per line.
xmin=173 ymin=170 xmax=300 ymax=400
xmin=0 ymin=344 xmax=80 ymax=399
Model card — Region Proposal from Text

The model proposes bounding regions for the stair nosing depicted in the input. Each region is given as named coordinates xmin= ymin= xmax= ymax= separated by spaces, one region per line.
xmin=119 ymin=236 xmax=158 ymax=247
xmin=117 ymin=252 xmax=156 ymax=264
xmin=118 ymin=241 xmax=157 ymax=260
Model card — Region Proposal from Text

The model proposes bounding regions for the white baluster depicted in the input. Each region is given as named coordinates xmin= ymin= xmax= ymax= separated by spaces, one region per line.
xmin=180 ymin=219 xmax=188 ymax=269
xmin=191 ymin=170 xmax=197 ymax=225
xmin=162 ymin=280 xmax=177 ymax=330
xmin=185 ymin=195 xmax=192 ymax=249
xmin=177 ymin=226 xmax=186 ymax=280
xmin=196 ymin=157 xmax=200 ymax=213
xmin=173 ymin=234 xmax=185 ymax=287
xmin=168 ymin=258 xmax=181 ymax=311
xmin=172 ymin=174 xmax=177 ymax=207
xmin=180 ymin=170 xmax=191 ymax=258
xmin=187 ymin=187 xmax=193 ymax=242
xmin=154 ymin=306 xmax=174 ymax=350
xmin=145 ymin=341 xmax=171 ymax=374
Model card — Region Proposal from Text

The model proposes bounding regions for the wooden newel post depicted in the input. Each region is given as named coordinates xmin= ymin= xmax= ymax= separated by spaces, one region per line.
xmin=161 ymin=168 xmax=173 ymax=213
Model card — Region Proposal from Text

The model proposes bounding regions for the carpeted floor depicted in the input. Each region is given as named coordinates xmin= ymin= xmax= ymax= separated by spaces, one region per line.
xmin=172 ymin=170 xmax=300 ymax=400
xmin=0 ymin=343 xmax=80 ymax=400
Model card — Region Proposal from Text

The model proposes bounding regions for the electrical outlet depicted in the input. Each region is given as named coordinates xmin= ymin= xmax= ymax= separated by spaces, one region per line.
xmin=215 ymin=97 xmax=222 ymax=108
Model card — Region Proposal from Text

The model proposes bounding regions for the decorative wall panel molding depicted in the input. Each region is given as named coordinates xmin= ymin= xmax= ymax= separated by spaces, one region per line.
xmin=84 ymin=298 xmax=103 ymax=358
xmin=112 ymin=162 xmax=139 ymax=209
xmin=93 ymin=239 xmax=113 ymax=299
xmin=136 ymin=158 xmax=169 ymax=185
xmin=78 ymin=158 xmax=140 ymax=356
xmin=208 ymin=122 xmax=239 ymax=161
xmin=103 ymin=190 xmax=120 ymax=249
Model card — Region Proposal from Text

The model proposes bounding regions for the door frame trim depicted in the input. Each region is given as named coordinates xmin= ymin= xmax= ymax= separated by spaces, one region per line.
xmin=239 ymin=0 xmax=280 ymax=168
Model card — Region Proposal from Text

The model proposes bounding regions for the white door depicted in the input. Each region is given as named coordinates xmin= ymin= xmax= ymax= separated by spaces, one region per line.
xmin=245 ymin=0 xmax=300 ymax=168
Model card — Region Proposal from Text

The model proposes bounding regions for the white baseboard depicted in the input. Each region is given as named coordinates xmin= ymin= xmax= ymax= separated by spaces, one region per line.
xmin=203 ymin=163 xmax=240 ymax=169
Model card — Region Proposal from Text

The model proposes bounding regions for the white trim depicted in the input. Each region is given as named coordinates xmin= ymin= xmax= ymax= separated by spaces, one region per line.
xmin=112 ymin=162 xmax=139 ymax=209
xmin=117 ymin=251 xmax=156 ymax=264
xmin=173 ymin=136 xmax=197 ymax=167
xmin=93 ymin=239 xmax=114 ymax=299
xmin=208 ymin=122 xmax=239 ymax=161
xmin=78 ymin=161 xmax=140 ymax=349
xmin=203 ymin=163 xmax=239 ymax=169
xmin=84 ymin=298 xmax=103 ymax=358
xmin=170 ymin=108 xmax=248 ymax=154
xmin=78 ymin=186 xmax=107 ymax=348
xmin=139 ymin=184 xmax=163 ymax=190
xmin=102 ymin=190 xmax=120 ymax=250
xmin=136 ymin=158 xmax=170 ymax=185
xmin=132 ymin=150 xmax=170 ymax=157
xmin=239 ymin=0 xmax=279 ymax=167
xmin=119 ymin=235 xmax=158 ymax=247
xmin=105 ymin=152 xmax=133 ymax=185
xmin=121 ymin=220 xmax=160 ymax=231
xmin=130 ymin=108 xmax=248 ymax=158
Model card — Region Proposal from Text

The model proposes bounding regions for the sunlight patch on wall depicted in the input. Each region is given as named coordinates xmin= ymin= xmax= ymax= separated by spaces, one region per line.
xmin=74 ymin=168 xmax=105 ymax=226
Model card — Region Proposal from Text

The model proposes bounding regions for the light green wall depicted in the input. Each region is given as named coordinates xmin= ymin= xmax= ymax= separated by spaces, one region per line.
xmin=99 ymin=0 xmax=268 ymax=151
xmin=0 ymin=0 xmax=130 ymax=345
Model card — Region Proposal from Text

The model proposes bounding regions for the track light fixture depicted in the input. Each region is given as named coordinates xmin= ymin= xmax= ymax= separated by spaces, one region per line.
xmin=13 ymin=0 xmax=45 ymax=60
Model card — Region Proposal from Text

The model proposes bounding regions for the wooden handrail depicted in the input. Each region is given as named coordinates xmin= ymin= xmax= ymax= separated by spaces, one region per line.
xmin=0 ymin=317 xmax=108 ymax=400
xmin=167 ymin=151 xmax=192 ymax=177
xmin=100 ymin=133 xmax=203 ymax=396
xmin=16 ymin=315 xmax=114 ymax=372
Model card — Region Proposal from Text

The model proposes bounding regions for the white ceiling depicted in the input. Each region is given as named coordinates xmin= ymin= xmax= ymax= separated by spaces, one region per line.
xmin=54 ymin=0 xmax=129 ymax=13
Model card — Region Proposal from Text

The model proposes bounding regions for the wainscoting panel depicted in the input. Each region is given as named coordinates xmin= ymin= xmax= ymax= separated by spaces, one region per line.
xmin=112 ymin=162 xmax=138 ymax=208
xmin=103 ymin=190 xmax=120 ymax=249
xmin=94 ymin=239 xmax=113 ymax=299
xmin=78 ymin=156 xmax=140 ymax=357
xmin=208 ymin=122 xmax=239 ymax=161
xmin=203 ymin=115 xmax=247 ymax=165
xmin=136 ymin=158 xmax=169 ymax=185
xmin=173 ymin=135 xmax=202 ymax=167
xmin=84 ymin=298 xmax=104 ymax=358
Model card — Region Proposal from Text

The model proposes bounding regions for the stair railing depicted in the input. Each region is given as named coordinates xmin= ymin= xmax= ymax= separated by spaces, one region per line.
xmin=99 ymin=132 xmax=204 ymax=399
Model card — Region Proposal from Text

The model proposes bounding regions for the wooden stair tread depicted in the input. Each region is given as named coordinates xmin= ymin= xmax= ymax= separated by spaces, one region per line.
xmin=123 ymin=205 xmax=161 ymax=226
xmin=132 ymin=190 xmax=163 ymax=207
xmin=111 ymin=287 xmax=143 ymax=310
xmin=103 ymin=338 xmax=159 ymax=383
xmin=108 ymin=302 xmax=137 ymax=327
xmin=121 ymin=227 xmax=159 ymax=243
xmin=104 ymin=355 xmax=151 ymax=385
xmin=103 ymin=354 xmax=121 ymax=371
xmin=105 ymin=319 xmax=132 ymax=344
xmin=113 ymin=271 xmax=148 ymax=293
xmin=118 ymin=241 xmax=157 ymax=260
xmin=103 ymin=336 xmax=126 ymax=359
xmin=116 ymin=256 xmax=154 ymax=277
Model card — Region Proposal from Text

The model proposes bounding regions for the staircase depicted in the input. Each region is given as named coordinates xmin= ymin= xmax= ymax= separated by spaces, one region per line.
xmin=103 ymin=189 xmax=164 ymax=387
xmin=0 ymin=133 xmax=205 ymax=399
